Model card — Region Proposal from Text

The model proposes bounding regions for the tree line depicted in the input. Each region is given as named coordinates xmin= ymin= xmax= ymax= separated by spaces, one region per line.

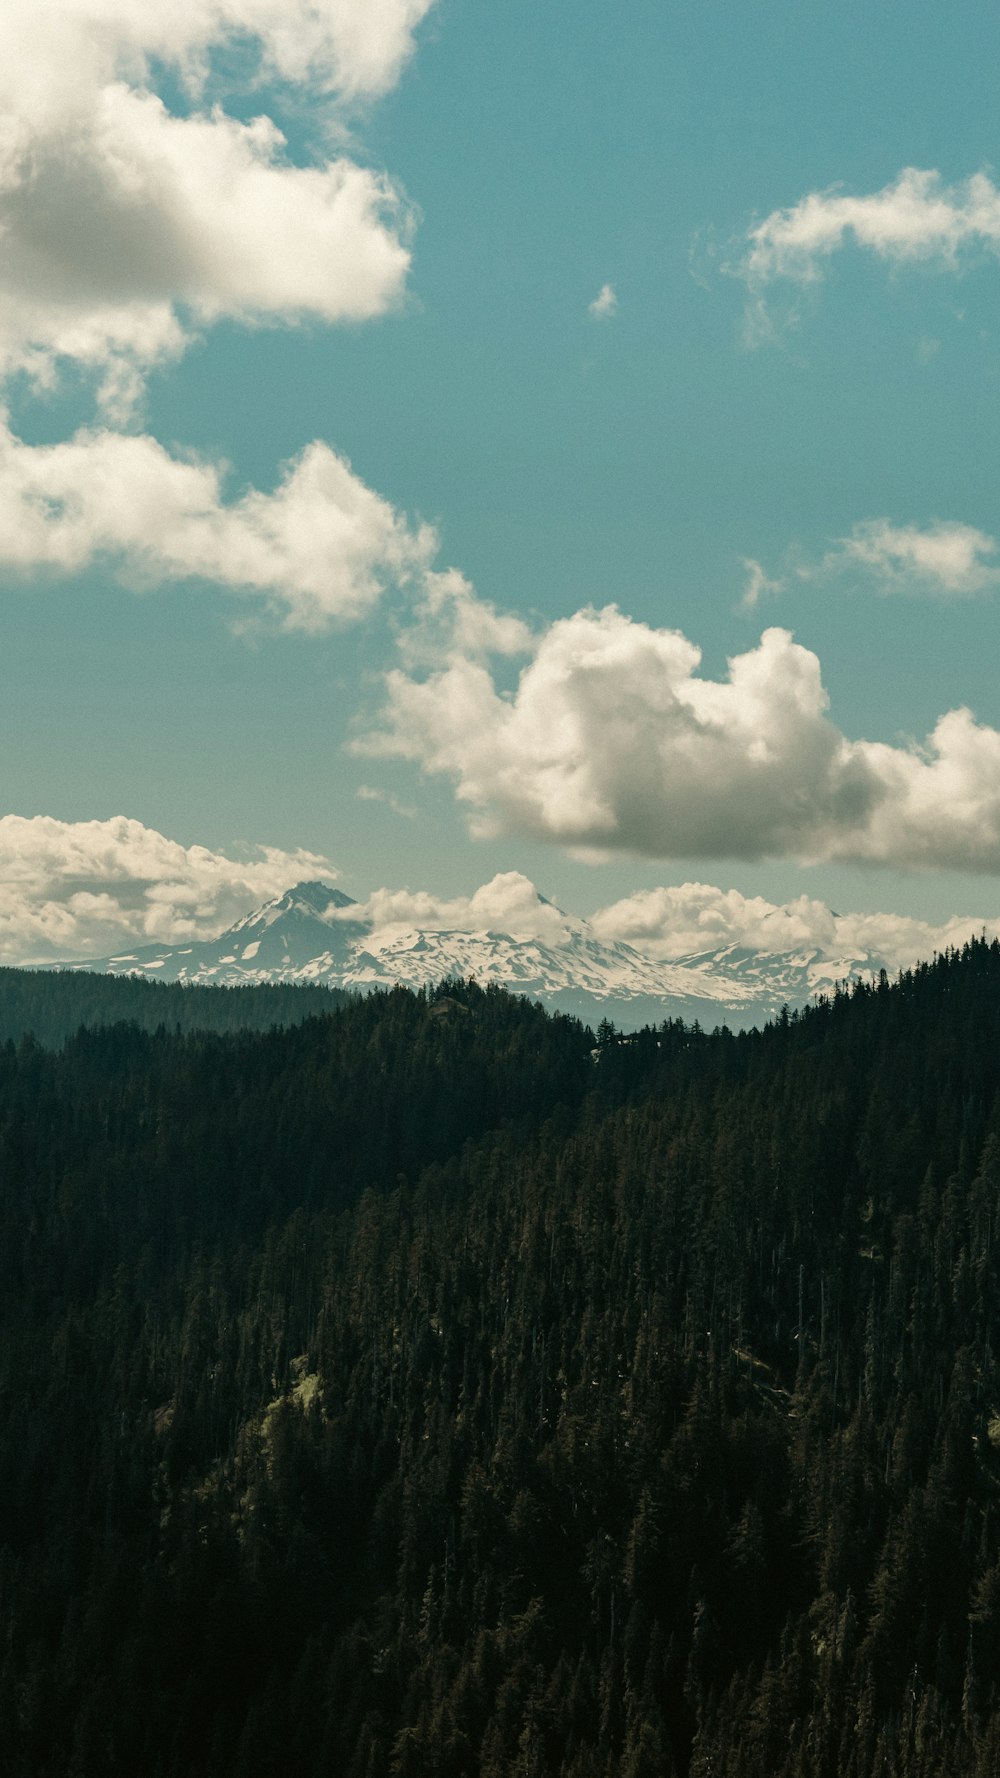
xmin=0 ymin=965 xmax=350 ymax=1048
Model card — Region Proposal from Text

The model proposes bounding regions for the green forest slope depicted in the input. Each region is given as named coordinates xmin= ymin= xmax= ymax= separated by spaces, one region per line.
xmin=3 ymin=950 xmax=1000 ymax=1775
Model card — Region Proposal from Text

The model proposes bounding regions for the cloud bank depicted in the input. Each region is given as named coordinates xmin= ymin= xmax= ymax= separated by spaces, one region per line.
xmin=338 ymin=871 xmax=1000 ymax=991
xmin=3 ymin=829 xmax=998 ymax=978
xmin=590 ymin=881 xmax=1000 ymax=978
xmin=0 ymin=814 xmax=339 ymax=963
xmin=363 ymin=605 xmax=1000 ymax=871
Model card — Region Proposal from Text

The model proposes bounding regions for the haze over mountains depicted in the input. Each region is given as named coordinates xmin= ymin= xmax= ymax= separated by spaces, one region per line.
xmin=55 ymin=877 xmax=893 ymax=1029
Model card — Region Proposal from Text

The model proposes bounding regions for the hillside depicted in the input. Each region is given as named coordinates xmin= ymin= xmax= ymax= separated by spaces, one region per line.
xmin=4 ymin=949 xmax=1000 ymax=1773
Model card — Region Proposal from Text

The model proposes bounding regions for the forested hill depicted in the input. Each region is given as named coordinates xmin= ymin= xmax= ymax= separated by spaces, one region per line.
xmin=0 ymin=966 xmax=351 ymax=1046
xmin=6 ymin=949 xmax=1000 ymax=1774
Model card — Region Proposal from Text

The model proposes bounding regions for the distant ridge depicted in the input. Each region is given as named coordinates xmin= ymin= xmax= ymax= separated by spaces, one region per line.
xmin=47 ymin=879 xmax=882 ymax=1031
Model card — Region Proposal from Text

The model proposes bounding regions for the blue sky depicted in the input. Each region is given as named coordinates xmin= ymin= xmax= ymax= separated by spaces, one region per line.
xmin=0 ymin=0 xmax=999 ymax=962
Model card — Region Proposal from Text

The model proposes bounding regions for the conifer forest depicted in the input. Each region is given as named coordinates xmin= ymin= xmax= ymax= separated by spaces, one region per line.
xmin=6 ymin=945 xmax=1000 ymax=1775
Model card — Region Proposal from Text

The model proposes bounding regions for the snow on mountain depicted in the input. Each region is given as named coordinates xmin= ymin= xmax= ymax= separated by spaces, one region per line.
xmin=51 ymin=878 xmax=879 ymax=1029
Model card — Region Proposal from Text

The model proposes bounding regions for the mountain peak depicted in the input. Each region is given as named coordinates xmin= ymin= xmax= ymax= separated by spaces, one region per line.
xmin=284 ymin=881 xmax=357 ymax=914
xmin=227 ymin=879 xmax=358 ymax=937
xmin=51 ymin=876 xmax=883 ymax=1030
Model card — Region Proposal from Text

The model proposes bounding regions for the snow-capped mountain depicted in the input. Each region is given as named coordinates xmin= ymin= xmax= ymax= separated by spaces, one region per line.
xmin=52 ymin=880 xmax=879 ymax=1030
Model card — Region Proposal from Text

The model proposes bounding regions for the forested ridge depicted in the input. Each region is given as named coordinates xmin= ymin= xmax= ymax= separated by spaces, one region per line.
xmin=0 ymin=967 xmax=350 ymax=1048
xmin=5 ymin=948 xmax=1000 ymax=1773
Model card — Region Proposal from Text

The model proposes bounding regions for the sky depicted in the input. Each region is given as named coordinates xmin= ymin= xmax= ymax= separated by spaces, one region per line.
xmin=1 ymin=0 xmax=1000 ymax=966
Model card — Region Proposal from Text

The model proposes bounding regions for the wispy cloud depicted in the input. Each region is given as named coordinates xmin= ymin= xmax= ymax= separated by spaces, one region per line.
xmin=588 ymin=282 xmax=618 ymax=320
xmin=833 ymin=519 xmax=1000 ymax=598
xmin=756 ymin=519 xmax=999 ymax=602
xmin=739 ymin=557 xmax=784 ymax=612
xmin=733 ymin=167 xmax=1000 ymax=341
xmin=398 ymin=568 xmax=535 ymax=665
xmin=356 ymin=785 xmax=417 ymax=820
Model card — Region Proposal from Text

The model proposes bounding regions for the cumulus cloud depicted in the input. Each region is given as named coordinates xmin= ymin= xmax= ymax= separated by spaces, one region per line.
xmin=735 ymin=167 xmax=1000 ymax=339
xmin=0 ymin=93 xmax=412 ymax=417
xmin=592 ymin=882 xmax=840 ymax=959
xmin=337 ymin=871 xmax=578 ymax=945
xmin=590 ymin=881 xmax=1000 ymax=978
xmin=834 ymin=519 xmax=999 ymax=597
xmin=0 ymin=814 xmax=339 ymax=962
xmin=0 ymin=0 xmax=433 ymax=410
xmin=361 ymin=610 xmax=875 ymax=858
xmin=361 ymin=605 xmax=1000 ymax=872
xmin=0 ymin=420 xmax=435 ymax=630
xmin=588 ymin=283 xmax=618 ymax=320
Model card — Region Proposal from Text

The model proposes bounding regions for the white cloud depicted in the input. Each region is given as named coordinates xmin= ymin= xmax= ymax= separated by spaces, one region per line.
xmin=396 ymin=568 xmax=535 ymax=666
xmin=812 ymin=908 xmax=1000 ymax=974
xmin=362 ymin=609 xmax=874 ymax=858
xmin=0 ymin=0 xmax=433 ymax=410
xmin=773 ymin=516 xmax=998 ymax=600
xmin=740 ymin=557 xmax=784 ymax=611
xmin=0 ymin=420 xmax=436 ymax=630
xmin=1 ymin=1 xmax=434 ymax=118
xmin=590 ymin=881 xmax=1000 ymax=978
xmin=744 ymin=166 xmax=1000 ymax=284
xmin=591 ymin=882 xmax=839 ymax=958
xmin=0 ymin=813 xmax=339 ymax=962
xmin=353 ymin=872 xmax=1000 ymax=983
xmin=736 ymin=167 xmax=1000 ymax=340
xmin=588 ymin=283 xmax=618 ymax=320
xmin=362 ymin=604 xmax=1000 ymax=872
xmin=0 ymin=92 xmax=413 ymax=417
xmin=834 ymin=519 xmax=999 ymax=597
xmin=355 ymin=785 xmax=417 ymax=820
xmin=337 ymin=871 xmax=577 ymax=945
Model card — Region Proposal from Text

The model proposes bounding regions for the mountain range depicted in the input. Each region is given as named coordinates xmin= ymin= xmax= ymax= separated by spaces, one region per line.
xmin=54 ymin=880 xmax=884 ymax=1029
